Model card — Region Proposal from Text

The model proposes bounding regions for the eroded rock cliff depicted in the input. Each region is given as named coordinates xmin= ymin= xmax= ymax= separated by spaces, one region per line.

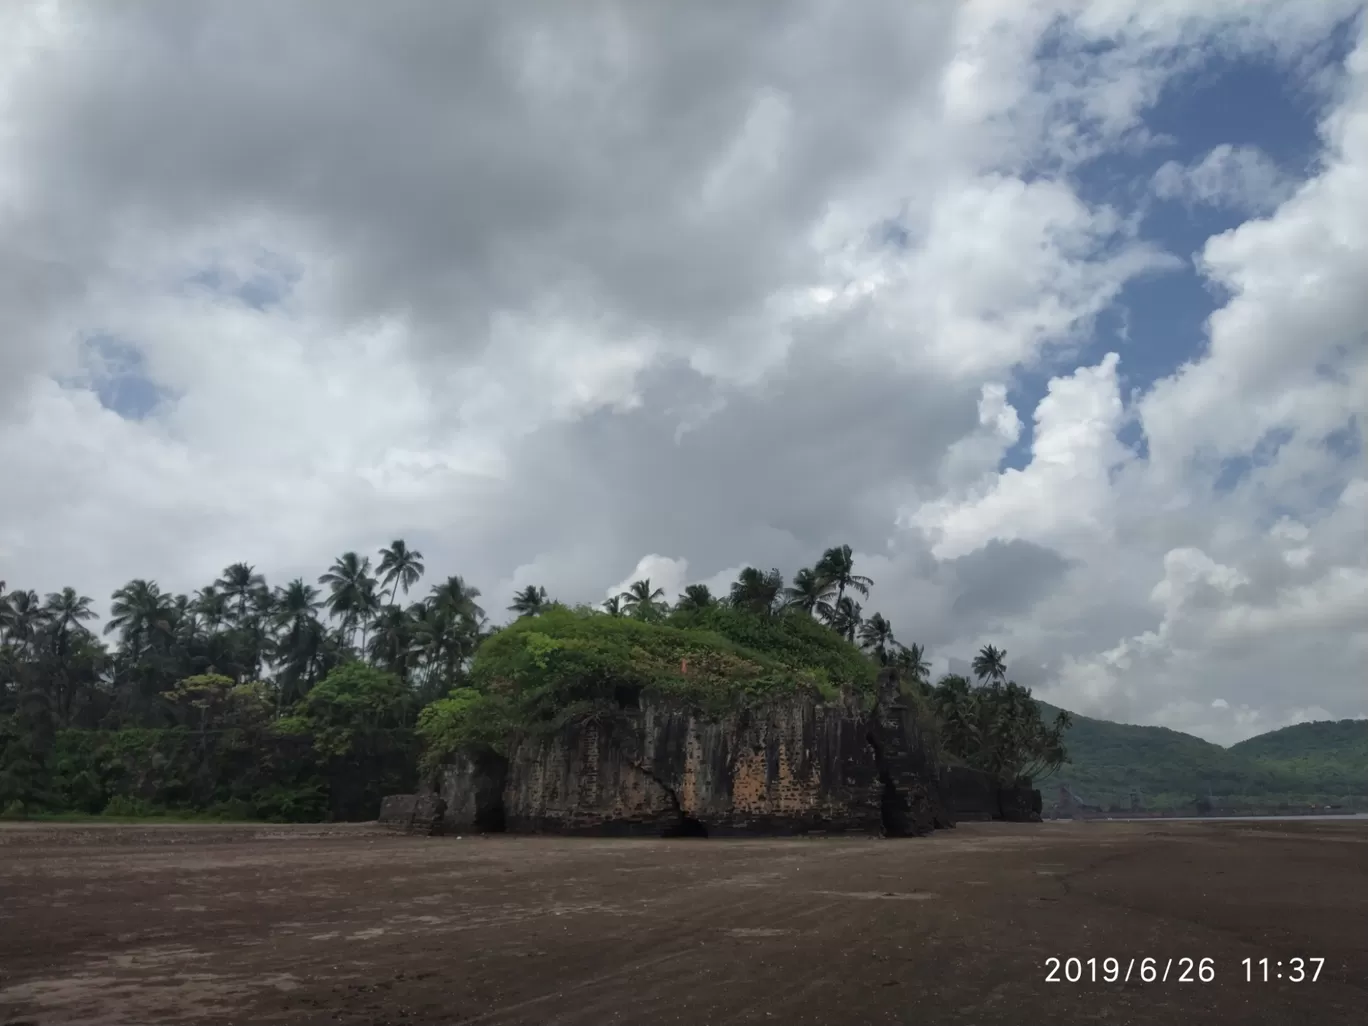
xmin=379 ymin=670 xmax=1041 ymax=836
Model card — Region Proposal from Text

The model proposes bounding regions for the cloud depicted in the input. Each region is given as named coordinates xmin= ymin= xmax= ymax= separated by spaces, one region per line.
xmin=1152 ymin=144 xmax=1296 ymax=214
xmin=1 ymin=0 xmax=1366 ymax=746
xmin=607 ymin=556 xmax=691 ymax=605
xmin=908 ymin=353 xmax=1132 ymax=561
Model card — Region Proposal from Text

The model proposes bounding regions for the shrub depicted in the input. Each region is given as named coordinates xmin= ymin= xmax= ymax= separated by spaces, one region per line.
xmin=251 ymin=782 xmax=329 ymax=823
xmin=415 ymin=689 xmax=514 ymax=769
xmin=102 ymin=794 xmax=161 ymax=818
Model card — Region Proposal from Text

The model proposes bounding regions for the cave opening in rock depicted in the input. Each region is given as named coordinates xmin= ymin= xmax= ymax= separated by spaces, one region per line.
xmin=661 ymin=815 xmax=709 ymax=838
xmin=474 ymin=798 xmax=506 ymax=833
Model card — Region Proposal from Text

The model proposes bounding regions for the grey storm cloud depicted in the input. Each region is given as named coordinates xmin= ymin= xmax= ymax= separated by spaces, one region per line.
xmin=0 ymin=0 xmax=958 ymax=392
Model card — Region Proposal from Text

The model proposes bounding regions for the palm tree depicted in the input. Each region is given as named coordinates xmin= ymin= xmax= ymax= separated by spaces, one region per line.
xmin=508 ymin=585 xmax=549 ymax=617
xmin=193 ymin=586 xmax=230 ymax=634
xmin=857 ymin=612 xmax=895 ymax=665
xmin=171 ymin=593 xmax=206 ymax=652
xmin=216 ymin=562 xmax=266 ymax=623
xmin=42 ymin=587 xmax=97 ymax=658
xmin=783 ymin=567 xmax=835 ymax=619
xmin=620 ymin=579 xmax=666 ymax=620
xmin=429 ymin=575 xmax=484 ymax=621
xmin=271 ymin=579 xmax=324 ymax=707
xmin=933 ymin=674 xmax=979 ymax=753
xmin=827 ymin=595 xmax=863 ymax=642
xmin=674 ymin=584 xmax=715 ymax=612
xmin=972 ymin=644 xmax=1008 ymax=685
xmin=3 ymin=589 xmax=48 ymax=654
xmin=104 ymin=579 xmax=172 ymax=659
xmin=377 ymin=539 xmax=425 ymax=607
xmin=272 ymin=579 xmax=322 ymax=641
xmin=814 ymin=544 xmax=873 ymax=605
xmin=412 ymin=599 xmax=480 ymax=692
xmin=367 ymin=604 xmax=416 ymax=679
xmin=601 ymin=595 xmax=625 ymax=617
xmin=319 ymin=552 xmax=377 ymax=648
xmin=355 ymin=577 xmax=382 ymax=655
xmin=728 ymin=567 xmax=784 ymax=617
xmin=892 ymin=641 xmax=930 ymax=685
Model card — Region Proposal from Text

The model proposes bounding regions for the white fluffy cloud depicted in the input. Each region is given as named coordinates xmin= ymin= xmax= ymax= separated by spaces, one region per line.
xmin=2 ymin=0 xmax=1366 ymax=745
xmin=1152 ymin=144 xmax=1296 ymax=214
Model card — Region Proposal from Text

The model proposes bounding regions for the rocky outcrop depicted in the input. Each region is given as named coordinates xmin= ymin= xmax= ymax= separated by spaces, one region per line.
xmin=996 ymin=781 xmax=1043 ymax=823
xmin=939 ymin=766 xmax=1043 ymax=823
xmin=391 ymin=670 xmax=1040 ymax=837
xmin=377 ymin=792 xmax=447 ymax=834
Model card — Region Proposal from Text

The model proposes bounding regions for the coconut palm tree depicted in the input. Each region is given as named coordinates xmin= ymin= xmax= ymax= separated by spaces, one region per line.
xmin=892 ymin=641 xmax=930 ymax=685
xmin=728 ymin=567 xmax=784 ymax=617
xmin=783 ymin=566 xmax=836 ymax=619
xmin=319 ymin=552 xmax=377 ymax=648
xmin=215 ymin=562 xmax=266 ymax=623
xmin=193 ymin=586 xmax=230 ymax=635
xmin=355 ymin=577 xmax=382 ymax=656
xmin=412 ymin=599 xmax=479 ymax=691
xmin=42 ymin=587 xmax=97 ymax=659
xmin=367 ymin=604 xmax=417 ymax=680
xmin=104 ymin=579 xmax=173 ymax=660
xmin=429 ymin=575 xmax=484 ymax=621
xmin=2 ymin=589 xmax=47 ymax=655
xmin=826 ymin=595 xmax=863 ymax=642
xmin=857 ymin=612 xmax=895 ymax=665
xmin=972 ymin=644 xmax=1008 ymax=685
xmin=270 ymin=579 xmax=326 ymax=707
xmin=674 ymin=583 xmax=716 ymax=612
xmin=601 ymin=595 xmax=625 ymax=617
xmin=620 ymin=579 xmax=667 ymax=620
xmin=272 ymin=579 xmax=321 ymax=643
xmin=508 ymin=585 xmax=549 ymax=617
xmin=814 ymin=544 xmax=873 ymax=605
xmin=933 ymin=674 xmax=979 ymax=753
xmin=377 ymin=539 xmax=425 ymax=607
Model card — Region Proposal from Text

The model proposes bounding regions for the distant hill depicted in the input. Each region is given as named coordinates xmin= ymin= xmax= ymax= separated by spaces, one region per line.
xmin=1035 ymin=703 xmax=1368 ymax=810
xmin=1229 ymin=719 xmax=1368 ymax=795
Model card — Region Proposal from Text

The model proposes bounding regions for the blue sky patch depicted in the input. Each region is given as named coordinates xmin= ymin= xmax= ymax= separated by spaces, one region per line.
xmin=82 ymin=335 xmax=176 ymax=421
xmin=184 ymin=249 xmax=300 ymax=310
xmin=997 ymin=36 xmax=1358 ymax=474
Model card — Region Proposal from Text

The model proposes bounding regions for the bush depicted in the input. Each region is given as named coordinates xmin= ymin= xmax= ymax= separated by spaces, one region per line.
xmin=416 ymin=688 xmax=514 ymax=769
xmin=206 ymin=798 xmax=257 ymax=821
xmin=102 ymin=794 xmax=161 ymax=818
xmin=470 ymin=605 xmax=875 ymax=720
xmin=251 ymin=782 xmax=329 ymax=823
xmin=1 ymin=799 xmax=28 ymax=820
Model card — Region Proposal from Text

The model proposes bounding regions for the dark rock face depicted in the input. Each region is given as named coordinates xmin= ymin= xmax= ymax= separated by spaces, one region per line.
xmin=377 ymin=792 xmax=447 ymax=834
xmin=940 ymin=766 xmax=998 ymax=822
xmin=996 ymin=782 xmax=1043 ymax=823
xmin=939 ymin=766 xmax=1043 ymax=823
xmin=377 ymin=793 xmax=417 ymax=829
xmin=398 ymin=670 xmax=1037 ymax=838
xmin=438 ymin=752 xmax=508 ymax=833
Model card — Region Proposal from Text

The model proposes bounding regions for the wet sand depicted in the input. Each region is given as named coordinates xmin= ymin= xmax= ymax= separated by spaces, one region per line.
xmin=2 ymin=819 xmax=1364 ymax=1025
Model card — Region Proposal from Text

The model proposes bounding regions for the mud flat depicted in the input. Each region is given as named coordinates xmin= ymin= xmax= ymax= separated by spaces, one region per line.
xmin=2 ymin=819 xmax=1364 ymax=1025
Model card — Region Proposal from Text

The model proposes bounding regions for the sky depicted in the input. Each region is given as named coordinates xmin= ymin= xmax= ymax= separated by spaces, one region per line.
xmin=1 ymin=0 xmax=1365 ymax=745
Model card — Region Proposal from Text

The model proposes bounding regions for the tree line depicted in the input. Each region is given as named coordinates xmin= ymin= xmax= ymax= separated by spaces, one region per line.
xmin=0 ymin=541 xmax=1069 ymax=817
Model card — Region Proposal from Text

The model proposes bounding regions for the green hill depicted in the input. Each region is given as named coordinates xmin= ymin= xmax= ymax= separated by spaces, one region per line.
xmin=1036 ymin=704 xmax=1368 ymax=811
xmin=1229 ymin=719 xmax=1368 ymax=796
